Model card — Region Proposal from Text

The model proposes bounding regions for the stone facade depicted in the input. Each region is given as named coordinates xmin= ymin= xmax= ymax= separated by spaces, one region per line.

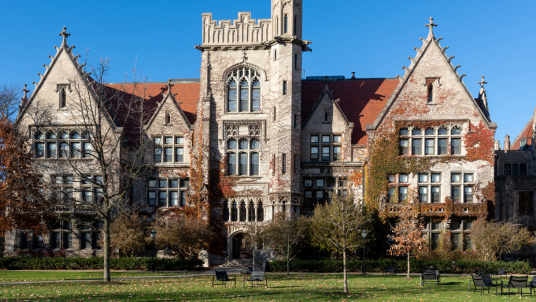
xmin=10 ymin=2 xmax=499 ymax=263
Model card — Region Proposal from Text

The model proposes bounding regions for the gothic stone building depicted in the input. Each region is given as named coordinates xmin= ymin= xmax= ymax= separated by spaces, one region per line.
xmin=494 ymin=109 xmax=536 ymax=261
xmin=10 ymin=0 xmax=496 ymax=264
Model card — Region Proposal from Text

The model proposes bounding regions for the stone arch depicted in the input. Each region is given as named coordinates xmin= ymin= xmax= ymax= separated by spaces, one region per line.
xmin=228 ymin=229 xmax=252 ymax=260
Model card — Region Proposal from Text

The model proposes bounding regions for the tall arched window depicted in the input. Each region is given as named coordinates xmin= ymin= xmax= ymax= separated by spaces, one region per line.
xmin=231 ymin=201 xmax=238 ymax=221
xmin=60 ymin=88 xmax=66 ymax=108
xmin=252 ymin=80 xmax=260 ymax=111
xmin=248 ymin=201 xmax=255 ymax=221
xmin=227 ymin=67 xmax=261 ymax=113
xmin=228 ymin=80 xmax=237 ymax=112
xmin=240 ymin=81 xmax=248 ymax=112
xmin=239 ymin=201 xmax=246 ymax=222
xmin=257 ymin=202 xmax=264 ymax=221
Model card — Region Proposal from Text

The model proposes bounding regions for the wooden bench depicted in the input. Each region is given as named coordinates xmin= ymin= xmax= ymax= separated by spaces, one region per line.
xmin=211 ymin=270 xmax=236 ymax=288
xmin=243 ymin=271 xmax=268 ymax=288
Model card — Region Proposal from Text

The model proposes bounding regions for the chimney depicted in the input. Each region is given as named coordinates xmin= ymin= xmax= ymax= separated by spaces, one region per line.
xmin=351 ymin=72 xmax=356 ymax=80
xmin=504 ymin=134 xmax=510 ymax=152
xmin=494 ymin=140 xmax=501 ymax=151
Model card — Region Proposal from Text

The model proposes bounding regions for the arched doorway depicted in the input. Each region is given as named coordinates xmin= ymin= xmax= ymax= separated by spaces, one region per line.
xmin=231 ymin=233 xmax=252 ymax=259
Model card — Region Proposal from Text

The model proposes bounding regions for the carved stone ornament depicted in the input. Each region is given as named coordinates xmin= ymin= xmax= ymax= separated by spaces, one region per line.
xmin=223 ymin=120 xmax=265 ymax=140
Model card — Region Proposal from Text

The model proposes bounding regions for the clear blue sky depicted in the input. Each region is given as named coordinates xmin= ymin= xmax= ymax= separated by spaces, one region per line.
xmin=1 ymin=0 xmax=535 ymax=144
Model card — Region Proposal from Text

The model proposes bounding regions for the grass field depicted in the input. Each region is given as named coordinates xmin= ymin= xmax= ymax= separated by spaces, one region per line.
xmin=0 ymin=271 xmax=193 ymax=282
xmin=0 ymin=272 xmax=534 ymax=301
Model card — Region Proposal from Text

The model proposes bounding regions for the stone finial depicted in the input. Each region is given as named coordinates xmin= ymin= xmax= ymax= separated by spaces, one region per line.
xmin=166 ymin=80 xmax=174 ymax=95
xmin=59 ymin=26 xmax=70 ymax=46
xmin=425 ymin=17 xmax=437 ymax=39
xmin=478 ymin=75 xmax=487 ymax=89
xmin=494 ymin=140 xmax=501 ymax=151
xmin=21 ymin=84 xmax=30 ymax=102
xmin=504 ymin=134 xmax=510 ymax=151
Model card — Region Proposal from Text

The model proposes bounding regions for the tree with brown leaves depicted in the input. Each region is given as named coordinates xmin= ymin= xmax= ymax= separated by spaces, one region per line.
xmin=108 ymin=214 xmax=148 ymax=257
xmin=152 ymin=208 xmax=213 ymax=259
xmin=471 ymin=219 xmax=534 ymax=261
xmin=388 ymin=205 xmax=427 ymax=278
xmin=0 ymin=118 xmax=48 ymax=237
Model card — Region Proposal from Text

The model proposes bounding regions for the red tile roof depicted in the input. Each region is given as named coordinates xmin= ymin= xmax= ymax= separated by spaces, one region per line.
xmin=512 ymin=116 xmax=534 ymax=151
xmin=301 ymin=79 xmax=399 ymax=145
xmin=105 ymin=82 xmax=200 ymax=124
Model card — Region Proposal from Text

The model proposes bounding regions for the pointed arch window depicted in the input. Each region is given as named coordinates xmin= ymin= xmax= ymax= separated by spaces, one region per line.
xmin=257 ymin=202 xmax=264 ymax=221
xmin=239 ymin=201 xmax=246 ymax=221
xmin=227 ymin=67 xmax=262 ymax=113
xmin=60 ymin=87 xmax=67 ymax=108
xmin=165 ymin=113 xmax=171 ymax=125
xmin=231 ymin=201 xmax=238 ymax=222
xmin=248 ymin=201 xmax=255 ymax=221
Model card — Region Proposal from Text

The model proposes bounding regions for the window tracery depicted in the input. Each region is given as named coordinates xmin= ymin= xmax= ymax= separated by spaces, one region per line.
xmin=226 ymin=66 xmax=261 ymax=113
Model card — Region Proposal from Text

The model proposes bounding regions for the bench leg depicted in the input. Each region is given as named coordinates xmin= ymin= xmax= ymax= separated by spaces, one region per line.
xmin=420 ymin=276 xmax=422 ymax=287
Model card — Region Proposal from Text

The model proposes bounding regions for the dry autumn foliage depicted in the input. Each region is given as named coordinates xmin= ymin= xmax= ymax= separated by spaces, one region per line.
xmin=152 ymin=210 xmax=213 ymax=259
xmin=107 ymin=214 xmax=148 ymax=258
xmin=0 ymin=118 xmax=48 ymax=235
xmin=471 ymin=219 xmax=534 ymax=261
xmin=388 ymin=205 xmax=427 ymax=278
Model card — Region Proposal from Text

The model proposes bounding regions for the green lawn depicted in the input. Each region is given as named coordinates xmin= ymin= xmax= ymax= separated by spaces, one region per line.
xmin=0 ymin=271 xmax=193 ymax=282
xmin=0 ymin=273 xmax=533 ymax=301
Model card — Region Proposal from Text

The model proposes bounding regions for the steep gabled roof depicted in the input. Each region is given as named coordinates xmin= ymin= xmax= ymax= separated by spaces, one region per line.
xmin=369 ymin=18 xmax=494 ymax=130
xmin=512 ymin=114 xmax=534 ymax=151
xmin=301 ymin=78 xmax=398 ymax=145
xmin=15 ymin=27 xmax=117 ymax=131
xmin=144 ymin=85 xmax=193 ymax=130
xmin=105 ymin=82 xmax=199 ymax=125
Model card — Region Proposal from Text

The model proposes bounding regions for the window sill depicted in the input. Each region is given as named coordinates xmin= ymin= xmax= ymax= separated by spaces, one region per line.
xmin=155 ymin=162 xmax=190 ymax=167
xmin=224 ymin=111 xmax=263 ymax=114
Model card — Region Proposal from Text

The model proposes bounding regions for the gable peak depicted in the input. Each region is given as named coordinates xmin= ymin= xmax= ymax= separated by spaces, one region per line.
xmin=59 ymin=26 xmax=70 ymax=47
xmin=425 ymin=17 xmax=437 ymax=40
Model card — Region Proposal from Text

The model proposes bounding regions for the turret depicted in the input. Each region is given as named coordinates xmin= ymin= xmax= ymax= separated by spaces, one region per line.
xmin=271 ymin=0 xmax=302 ymax=39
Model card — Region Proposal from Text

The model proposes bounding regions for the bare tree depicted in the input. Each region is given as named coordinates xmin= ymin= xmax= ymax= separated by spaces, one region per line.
xmin=312 ymin=193 xmax=368 ymax=294
xmin=262 ymin=213 xmax=311 ymax=274
xmin=242 ymin=221 xmax=264 ymax=269
xmin=0 ymin=82 xmax=22 ymax=121
xmin=471 ymin=219 xmax=534 ymax=261
xmin=16 ymin=54 xmax=153 ymax=281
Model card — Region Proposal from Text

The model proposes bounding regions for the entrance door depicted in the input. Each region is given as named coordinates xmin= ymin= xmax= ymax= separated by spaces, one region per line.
xmin=232 ymin=233 xmax=252 ymax=259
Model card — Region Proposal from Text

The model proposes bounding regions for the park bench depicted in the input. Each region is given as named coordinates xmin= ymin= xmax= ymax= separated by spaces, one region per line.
xmin=383 ymin=266 xmax=396 ymax=275
xmin=420 ymin=270 xmax=440 ymax=286
xmin=243 ymin=271 xmax=268 ymax=288
xmin=529 ymin=276 xmax=536 ymax=292
xmin=500 ymin=275 xmax=531 ymax=297
xmin=211 ymin=270 xmax=236 ymax=288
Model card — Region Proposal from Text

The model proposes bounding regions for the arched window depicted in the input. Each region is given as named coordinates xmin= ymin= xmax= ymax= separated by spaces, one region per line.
xmin=231 ymin=201 xmax=238 ymax=221
xmin=252 ymin=80 xmax=260 ymax=111
xmin=240 ymin=81 xmax=248 ymax=112
xmin=228 ymin=80 xmax=237 ymax=112
xmin=60 ymin=88 xmax=66 ymax=108
xmin=284 ymin=14 xmax=288 ymax=34
xmin=239 ymin=201 xmax=246 ymax=222
xmin=223 ymin=202 xmax=230 ymax=221
xmin=250 ymin=139 xmax=259 ymax=149
xmin=257 ymin=202 xmax=264 ymax=221
xmin=165 ymin=113 xmax=171 ymax=124
xmin=248 ymin=201 xmax=255 ymax=221
xmin=227 ymin=67 xmax=261 ymax=113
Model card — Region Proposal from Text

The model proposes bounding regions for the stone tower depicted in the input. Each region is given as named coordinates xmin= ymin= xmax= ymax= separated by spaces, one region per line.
xmin=195 ymin=0 xmax=311 ymax=262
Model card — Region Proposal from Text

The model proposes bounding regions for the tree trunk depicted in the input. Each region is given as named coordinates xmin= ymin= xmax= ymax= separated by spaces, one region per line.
xmin=343 ymin=238 xmax=348 ymax=294
xmin=103 ymin=210 xmax=111 ymax=282
xmin=287 ymin=231 xmax=290 ymax=274
xmin=406 ymin=252 xmax=410 ymax=278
